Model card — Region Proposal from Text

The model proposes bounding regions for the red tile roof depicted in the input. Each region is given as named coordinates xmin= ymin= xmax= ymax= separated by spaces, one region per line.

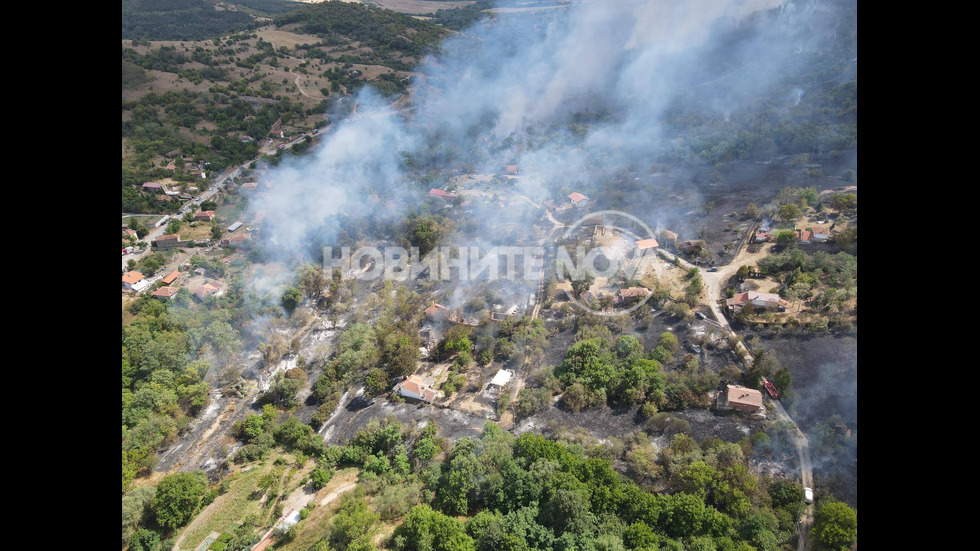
xmin=152 ymin=286 xmax=179 ymax=298
xmin=429 ymin=188 xmax=458 ymax=199
xmin=727 ymin=385 xmax=763 ymax=410
xmin=568 ymin=192 xmax=589 ymax=203
xmin=425 ymin=303 xmax=448 ymax=316
xmin=161 ymin=271 xmax=180 ymax=284
xmin=635 ymin=238 xmax=659 ymax=250
xmin=122 ymin=271 xmax=144 ymax=284
xmin=619 ymin=287 xmax=650 ymax=298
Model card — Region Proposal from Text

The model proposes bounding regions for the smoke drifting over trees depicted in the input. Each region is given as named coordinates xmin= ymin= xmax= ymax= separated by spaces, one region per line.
xmin=250 ymin=0 xmax=856 ymax=281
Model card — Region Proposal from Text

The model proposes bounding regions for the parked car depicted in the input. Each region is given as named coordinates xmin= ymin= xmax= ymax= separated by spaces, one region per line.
xmin=695 ymin=312 xmax=706 ymax=320
xmin=707 ymin=266 xmax=719 ymax=272
xmin=804 ymin=487 xmax=813 ymax=504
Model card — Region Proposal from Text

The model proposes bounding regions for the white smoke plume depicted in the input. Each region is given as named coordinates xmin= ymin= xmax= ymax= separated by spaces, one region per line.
xmin=248 ymin=0 xmax=848 ymax=289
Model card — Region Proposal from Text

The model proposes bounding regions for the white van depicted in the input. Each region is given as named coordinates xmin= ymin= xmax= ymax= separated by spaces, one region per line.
xmin=804 ymin=487 xmax=813 ymax=504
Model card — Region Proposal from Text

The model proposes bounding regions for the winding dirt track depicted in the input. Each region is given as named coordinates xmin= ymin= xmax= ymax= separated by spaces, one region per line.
xmin=699 ymin=242 xmax=815 ymax=551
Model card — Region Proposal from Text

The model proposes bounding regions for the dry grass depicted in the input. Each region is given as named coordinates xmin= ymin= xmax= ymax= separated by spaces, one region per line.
xmin=272 ymin=468 xmax=362 ymax=551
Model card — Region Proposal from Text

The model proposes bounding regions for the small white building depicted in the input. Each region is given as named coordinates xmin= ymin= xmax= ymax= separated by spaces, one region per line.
xmin=489 ymin=369 xmax=513 ymax=388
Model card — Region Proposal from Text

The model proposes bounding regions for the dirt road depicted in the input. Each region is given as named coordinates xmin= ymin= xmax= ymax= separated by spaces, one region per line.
xmin=698 ymin=242 xmax=815 ymax=551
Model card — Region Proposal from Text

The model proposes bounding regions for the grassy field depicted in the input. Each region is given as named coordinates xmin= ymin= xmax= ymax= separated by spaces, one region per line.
xmin=179 ymin=452 xmax=315 ymax=550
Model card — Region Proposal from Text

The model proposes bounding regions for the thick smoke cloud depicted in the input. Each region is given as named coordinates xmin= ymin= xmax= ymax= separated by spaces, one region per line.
xmin=249 ymin=0 xmax=839 ymax=282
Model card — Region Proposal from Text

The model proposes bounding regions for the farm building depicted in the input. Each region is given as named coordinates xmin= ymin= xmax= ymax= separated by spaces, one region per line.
xmin=227 ymin=221 xmax=243 ymax=233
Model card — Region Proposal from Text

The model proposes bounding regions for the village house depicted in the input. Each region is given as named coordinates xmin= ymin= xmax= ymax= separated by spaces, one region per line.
xmin=154 ymin=234 xmax=181 ymax=249
xmin=220 ymin=233 xmax=251 ymax=247
xmin=726 ymin=290 xmax=788 ymax=312
xmin=722 ymin=385 xmax=763 ymax=413
xmin=812 ymin=227 xmax=830 ymax=242
xmin=122 ymin=271 xmax=147 ymax=291
xmin=428 ymin=188 xmax=459 ymax=200
xmin=160 ymin=270 xmax=180 ymax=286
xmin=424 ymin=303 xmax=449 ymax=320
xmin=634 ymin=238 xmax=659 ymax=253
xmin=395 ymin=375 xmax=437 ymax=402
xmin=142 ymin=182 xmax=164 ymax=191
xmin=798 ymin=229 xmax=814 ymax=244
xmin=617 ymin=287 xmax=650 ymax=305
xmin=122 ymin=228 xmax=138 ymax=239
xmin=484 ymin=369 xmax=514 ymax=398
xmin=151 ymin=286 xmax=179 ymax=300
xmin=753 ymin=230 xmax=770 ymax=243
xmin=194 ymin=281 xmax=223 ymax=301
xmin=194 ymin=210 xmax=216 ymax=222
xmin=568 ymin=192 xmax=589 ymax=207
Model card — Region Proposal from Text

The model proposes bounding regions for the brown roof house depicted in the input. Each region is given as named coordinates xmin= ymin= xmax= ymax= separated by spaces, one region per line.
xmin=726 ymin=291 xmax=788 ymax=312
xmin=160 ymin=270 xmax=180 ymax=285
xmin=722 ymin=385 xmax=763 ymax=413
xmin=194 ymin=210 xmax=216 ymax=222
xmin=194 ymin=281 xmax=223 ymax=301
xmin=568 ymin=192 xmax=589 ymax=207
xmin=617 ymin=287 xmax=650 ymax=305
xmin=122 ymin=270 xmax=147 ymax=291
xmin=395 ymin=375 xmax=437 ymax=402
xmin=151 ymin=286 xmax=179 ymax=300
xmin=634 ymin=238 xmax=659 ymax=253
xmin=429 ymin=188 xmax=459 ymax=199
xmin=424 ymin=303 xmax=449 ymax=320
xmin=154 ymin=234 xmax=181 ymax=249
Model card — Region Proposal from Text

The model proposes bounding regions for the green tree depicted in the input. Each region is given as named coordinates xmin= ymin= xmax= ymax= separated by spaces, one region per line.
xmin=777 ymin=204 xmax=802 ymax=222
xmin=812 ymin=500 xmax=857 ymax=550
xmin=128 ymin=529 xmax=162 ymax=551
xmin=615 ymin=335 xmax=643 ymax=359
xmin=298 ymin=262 xmax=328 ymax=301
xmin=151 ymin=471 xmax=207 ymax=529
xmin=281 ymin=286 xmax=303 ymax=314
xmin=394 ymin=504 xmax=476 ymax=551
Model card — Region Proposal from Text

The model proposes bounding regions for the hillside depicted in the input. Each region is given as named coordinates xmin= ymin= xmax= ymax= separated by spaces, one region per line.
xmin=122 ymin=0 xmax=452 ymax=215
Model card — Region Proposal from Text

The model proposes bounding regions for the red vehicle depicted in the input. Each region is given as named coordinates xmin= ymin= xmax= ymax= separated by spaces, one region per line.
xmin=763 ymin=381 xmax=781 ymax=399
